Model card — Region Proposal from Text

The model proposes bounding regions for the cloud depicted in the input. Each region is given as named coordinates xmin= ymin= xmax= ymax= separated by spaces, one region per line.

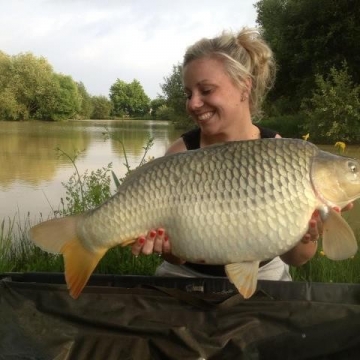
xmin=0 ymin=0 xmax=258 ymax=99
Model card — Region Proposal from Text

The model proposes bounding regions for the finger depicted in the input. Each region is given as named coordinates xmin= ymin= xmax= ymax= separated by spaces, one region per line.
xmin=301 ymin=233 xmax=311 ymax=244
xmin=309 ymin=219 xmax=320 ymax=240
xmin=301 ymin=219 xmax=319 ymax=244
xmin=131 ymin=236 xmax=146 ymax=256
xmin=142 ymin=229 xmax=157 ymax=255
xmin=153 ymin=229 xmax=164 ymax=254
xmin=162 ymin=234 xmax=171 ymax=254
xmin=314 ymin=213 xmax=323 ymax=236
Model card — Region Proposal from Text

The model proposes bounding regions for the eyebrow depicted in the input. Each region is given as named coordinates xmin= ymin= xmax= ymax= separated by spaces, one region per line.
xmin=184 ymin=80 xmax=215 ymax=90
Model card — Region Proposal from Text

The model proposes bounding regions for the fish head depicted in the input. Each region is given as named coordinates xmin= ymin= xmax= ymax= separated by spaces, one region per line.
xmin=311 ymin=150 xmax=360 ymax=208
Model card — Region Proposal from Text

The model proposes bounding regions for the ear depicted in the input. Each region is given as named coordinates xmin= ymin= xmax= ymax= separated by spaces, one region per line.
xmin=240 ymin=77 xmax=252 ymax=101
xmin=244 ymin=76 xmax=252 ymax=91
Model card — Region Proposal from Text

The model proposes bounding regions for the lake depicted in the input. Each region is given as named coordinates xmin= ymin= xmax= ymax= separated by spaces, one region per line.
xmin=1 ymin=120 xmax=360 ymax=233
xmin=0 ymin=120 xmax=182 ymax=226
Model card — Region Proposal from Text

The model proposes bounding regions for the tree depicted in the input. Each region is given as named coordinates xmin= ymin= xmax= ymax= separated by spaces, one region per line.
xmin=109 ymin=79 xmax=150 ymax=117
xmin=302 ymin=63 xmax=360 ymax=143
xmin=49 ymin=74 xmax=81 ymax=120
xmin=255 ymin=0 xmax=360 ymax=115
xmin=160 ymin=64 xmax=191 ymax=128
xmin=77 ymin=82 xmax=93 ymax=119
xmin=91 ymin=96 xmax=112 ymax=119
xmin=150 ymin=97 xmax=166 ymax=119
xmin=4 ymin=52 xmax=56 ymax=120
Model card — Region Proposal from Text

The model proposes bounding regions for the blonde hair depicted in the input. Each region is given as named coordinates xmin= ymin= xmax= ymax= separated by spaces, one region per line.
xmin=183 ymin=27 xmax=276 ymax=119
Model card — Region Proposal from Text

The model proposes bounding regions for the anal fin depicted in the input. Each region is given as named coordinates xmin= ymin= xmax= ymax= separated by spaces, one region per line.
xmin=225 ymin=261 xmax=260 ymax=299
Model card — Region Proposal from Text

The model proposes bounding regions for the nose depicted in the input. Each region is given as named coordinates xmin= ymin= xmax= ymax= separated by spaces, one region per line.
xmin=187 ymin=93 xmax=204 ymax=112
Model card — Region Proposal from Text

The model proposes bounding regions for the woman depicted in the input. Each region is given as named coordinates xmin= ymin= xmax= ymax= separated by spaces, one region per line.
xmin=131 ymin=27 xmax=349 ymax=281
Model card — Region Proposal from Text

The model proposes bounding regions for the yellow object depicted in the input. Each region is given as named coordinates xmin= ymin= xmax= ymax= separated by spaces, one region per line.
xmin=334 ymin=141 xmax=346 ymax=153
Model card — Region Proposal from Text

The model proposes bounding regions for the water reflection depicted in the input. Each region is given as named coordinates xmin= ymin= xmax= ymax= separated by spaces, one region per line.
xmin=0 ymin=121 xmax=92 ymax=186
xmin=0 ymin=120 xmax=182 ymax=222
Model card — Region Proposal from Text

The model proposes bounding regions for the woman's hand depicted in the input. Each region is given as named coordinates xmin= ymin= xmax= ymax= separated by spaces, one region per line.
xmin=131 ymin=229 xmax=185 ymax=265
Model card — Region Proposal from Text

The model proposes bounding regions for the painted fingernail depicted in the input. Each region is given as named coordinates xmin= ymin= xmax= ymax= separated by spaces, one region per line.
xmin=150 ymin=230 xmax=156 ymax=238
xmin=138 ymin=237 xmax=145 ymax=245
xmin=311 ymin=221 xmax=316 ymax=228
xmin=157 ymin=229 xmax=164 ymax=236
xmin=164 ymin=235 xmax=169 ymax=242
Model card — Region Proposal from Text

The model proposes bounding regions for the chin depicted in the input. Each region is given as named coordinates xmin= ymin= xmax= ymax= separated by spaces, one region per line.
xmin=198 ymin=122 xmax=219 ymax=136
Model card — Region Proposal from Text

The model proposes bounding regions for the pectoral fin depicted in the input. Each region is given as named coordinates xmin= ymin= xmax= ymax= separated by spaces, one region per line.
xmin=225 ymin=261 xmax=260 ymax=299
xmin=322 ymin=208 xmax=358 ymax=260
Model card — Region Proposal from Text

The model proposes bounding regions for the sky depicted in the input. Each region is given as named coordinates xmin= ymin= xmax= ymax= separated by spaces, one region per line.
xmin=0 ymin=0 xmax=259 ymax=99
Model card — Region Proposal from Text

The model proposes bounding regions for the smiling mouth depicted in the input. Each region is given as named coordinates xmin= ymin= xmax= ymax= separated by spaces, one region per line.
xmin=197 ymin=111 xmax=214 ymax=121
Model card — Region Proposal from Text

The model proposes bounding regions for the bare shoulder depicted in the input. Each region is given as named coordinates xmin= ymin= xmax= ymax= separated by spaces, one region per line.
xmin=165 ymin=137 xmax=187 ymax=155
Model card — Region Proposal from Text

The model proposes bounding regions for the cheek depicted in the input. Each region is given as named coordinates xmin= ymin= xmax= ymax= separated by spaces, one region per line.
xmin=185 ymin=100 xmax=192 ymax=114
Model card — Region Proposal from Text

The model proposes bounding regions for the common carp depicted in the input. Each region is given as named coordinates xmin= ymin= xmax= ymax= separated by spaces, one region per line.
xmin=29 ymin=138 xmax=360 ymax=299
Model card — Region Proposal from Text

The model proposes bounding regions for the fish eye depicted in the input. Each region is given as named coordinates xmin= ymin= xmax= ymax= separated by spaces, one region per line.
xmin=348 ymin=161 xmax=358 ymax=173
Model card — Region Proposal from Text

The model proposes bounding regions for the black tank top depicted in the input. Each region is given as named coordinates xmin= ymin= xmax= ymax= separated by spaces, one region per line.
xmin=180 ymin=125 xmax=278 ymax=276
xmin=181 ymin=125 xmax=278 ymax=150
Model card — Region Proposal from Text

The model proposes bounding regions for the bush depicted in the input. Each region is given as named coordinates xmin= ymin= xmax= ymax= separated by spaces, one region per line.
xmin=259 ymin=114 xmax=305 ymax=138
xmin=301 ymin=62 xmax=360 ymax=144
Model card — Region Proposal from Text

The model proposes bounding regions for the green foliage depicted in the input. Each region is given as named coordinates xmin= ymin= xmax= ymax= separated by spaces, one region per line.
xmin=160 ymin=64 xmax=193 ymax=128
xmin=260 ymin=114 xmax=304 ymax=138
xmin=256 ymin=0 xmax=360 ymax=115
xmin=150 ymin=97 xmax=167 ymax=119
xmin=55 ymin=148 xmax=112 ymax=215
xmin=0 ymin=51 xmax=92 ymax=121
xmin=301 ymin=63 xmax=360 ymax=143
xmin=46 ymin=74 xmax=81 ymax=121
xmin=109 ymin=79 xmax=150 ymax=117
xmin=0 ymin=52 xmax=57 ymax=120
xmin=155 ymin=104 xmax=174 ymax=120
xmin=77 ymin=82 xmax=93 ymax=119
xmin=91 ymin=95 xmax=113 ymax=119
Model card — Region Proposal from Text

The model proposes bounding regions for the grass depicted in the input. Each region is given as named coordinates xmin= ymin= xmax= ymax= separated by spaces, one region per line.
xmin=0 ymin=213 xmax=162 ymax=276
xmin=290 ymin=232 xmax=360 ymax=284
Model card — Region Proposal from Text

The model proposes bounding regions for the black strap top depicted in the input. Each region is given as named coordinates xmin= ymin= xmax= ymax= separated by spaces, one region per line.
xmin=180 ymin=125 xmax=278 ymax=276
xmin=181 ymin=125 xmax=278 ymax=151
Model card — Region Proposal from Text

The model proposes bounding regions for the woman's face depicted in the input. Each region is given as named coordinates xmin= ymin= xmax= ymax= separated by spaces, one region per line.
xmin=183 ymin=56 xmax=248 ymax=136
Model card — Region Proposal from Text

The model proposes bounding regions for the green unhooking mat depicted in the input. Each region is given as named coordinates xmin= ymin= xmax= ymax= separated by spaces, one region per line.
xmin=0 ymin=273 xmax=359 ymax=359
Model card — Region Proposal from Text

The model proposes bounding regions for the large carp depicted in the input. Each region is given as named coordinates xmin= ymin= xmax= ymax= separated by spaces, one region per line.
xmin=29 ymin=138 xmax=360 ymax=299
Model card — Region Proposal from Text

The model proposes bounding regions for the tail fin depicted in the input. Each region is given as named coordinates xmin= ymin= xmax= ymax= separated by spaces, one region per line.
xmin=29 ymin=215 xmax=80 ymax=253
xmin=29 ymin=215 xmax=106 ymax=299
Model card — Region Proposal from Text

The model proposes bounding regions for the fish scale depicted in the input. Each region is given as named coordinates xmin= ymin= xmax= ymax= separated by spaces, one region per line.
xmin=82 ymin=140 xmax=316 ymax=257
xmin=30 ymin=138 xmax=360 ymax=299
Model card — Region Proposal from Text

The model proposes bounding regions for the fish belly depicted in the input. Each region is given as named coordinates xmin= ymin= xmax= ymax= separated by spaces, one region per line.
xmin=79 ymin=139 xmax=319 ymax=263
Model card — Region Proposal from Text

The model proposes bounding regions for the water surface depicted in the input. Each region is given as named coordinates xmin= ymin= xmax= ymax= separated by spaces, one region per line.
xmin=0 ymin=120 xmax=182 ymax=224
